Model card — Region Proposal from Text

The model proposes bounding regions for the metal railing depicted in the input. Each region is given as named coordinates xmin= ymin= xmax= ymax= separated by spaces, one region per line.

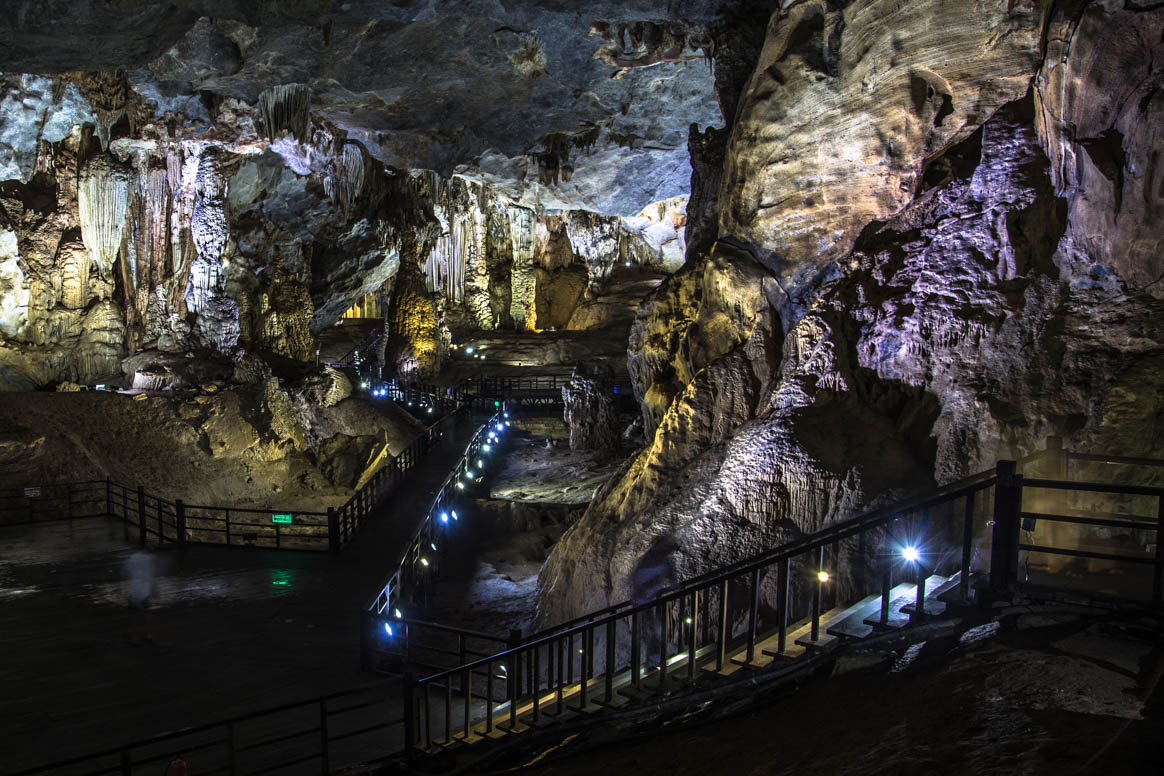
xmin=385 ymin=442 xmax=1164 ymax=753
xmin=324 ymin=327 xmax=383 ymax=372
xmin=2 ymin=394 xmax=470 ymax=554
xmin=362 ymin=410 xmax=511 ymax=667
xmin=0 ymin=480 xmax=107 ymax=526
xmin=394 ymin=468 xmax=999 ymax=750
xmin=6 ymin=683 xmax=402 ymax=776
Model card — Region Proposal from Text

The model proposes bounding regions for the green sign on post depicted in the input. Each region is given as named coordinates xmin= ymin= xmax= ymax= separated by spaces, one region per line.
xmin=272 ymin=513 xmax=293 ymax=524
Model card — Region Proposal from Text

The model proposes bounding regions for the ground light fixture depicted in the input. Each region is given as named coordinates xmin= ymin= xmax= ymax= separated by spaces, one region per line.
xmin=394 ymin=608 xmax=402 ymax=619
xmin=496 ymin=423 xmax=503 ymax=431
xmin=440 ymin=512 xmax=449 ymax=523
xmin=384 ymin=623 xmax=394 ymax=636
xmin=420 ymin=557 xmax=429 ymax=566
xmin=484 ymin=443 xmax=492 ymax=451
xmin=902 ymin=546 xmax=921 ymax=563
xmin=465 ymin=470 xmax=474 ymax=480
xmin=451 ymin=510 xmax=458 ymax=521
xmin=817 ymin=570 xmax=830 ymax=583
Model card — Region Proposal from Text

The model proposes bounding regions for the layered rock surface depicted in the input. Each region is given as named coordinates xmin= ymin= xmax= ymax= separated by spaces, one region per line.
xmin=537 ymin=0 xmax=1164 ymax=624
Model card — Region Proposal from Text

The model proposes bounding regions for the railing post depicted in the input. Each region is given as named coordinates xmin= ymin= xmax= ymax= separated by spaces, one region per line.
xmin=1154 ymin=496 xmax=1164 ymax=606
xmin=328 ymin=507 xmax=340 ymax=553
xmin=136 ymin=486 xmax=146 ymax=546
xmin=746 ymin=567 xmax=760 ymax=663
xmin=105 ymin=476 xmax=113 ymax=517
xmin=716 ymin=579 xmax=729 ymax=671
xmin=175 ymin=500 xmax=185 ymax=546
xmin=631 ymin=610 xmax=642 ymax=687
xmin=507 ymin=627 xmax=522 ymax=725
xmin=777 ymin=559 xmax=790 ymax=654
xmin=988 ymin=460 xmax=1022 ymax=603
xmin=960 ymin=491 xmax=975 ymax=601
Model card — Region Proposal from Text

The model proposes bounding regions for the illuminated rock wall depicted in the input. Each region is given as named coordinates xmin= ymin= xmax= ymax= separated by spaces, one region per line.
xmin=538 ymin=0 xmax=1164 ymax=625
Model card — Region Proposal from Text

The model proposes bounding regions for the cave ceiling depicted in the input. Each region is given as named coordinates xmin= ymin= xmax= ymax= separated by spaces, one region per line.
xmin=0 ymin=0 xmax=738 ymax=216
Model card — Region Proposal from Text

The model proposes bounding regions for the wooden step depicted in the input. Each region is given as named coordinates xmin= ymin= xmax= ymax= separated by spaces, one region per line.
xmin=879 ymin=575 xmax=947 ymax=621
xmin=863 ymin=583 xmax=918 ymax=629
xmin=902 ymin=572 xmax=962 ymax=615
xmin=827 ymin=584 xmax=914 ymax=639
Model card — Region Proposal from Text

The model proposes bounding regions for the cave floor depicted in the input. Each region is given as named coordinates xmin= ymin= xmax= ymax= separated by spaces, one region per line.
xmin=0 ymin=414 xmax=485 ymax=772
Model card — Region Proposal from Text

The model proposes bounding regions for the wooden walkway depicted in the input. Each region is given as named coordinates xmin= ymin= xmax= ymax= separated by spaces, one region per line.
xmin=0 ymin=418 xmax=483 ymax=773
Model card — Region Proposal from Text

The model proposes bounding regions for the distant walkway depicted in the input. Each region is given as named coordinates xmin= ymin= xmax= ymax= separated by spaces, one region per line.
xmin=0 ymin=416 xmax=482 ymax=773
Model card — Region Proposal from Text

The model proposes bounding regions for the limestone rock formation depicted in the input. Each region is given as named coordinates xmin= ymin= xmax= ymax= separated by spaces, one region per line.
xmin=536 ymin=0 xmax=1164 ymax=625
xmin=562 ymin=362 xmax=619 ymax=452
xmin=720 ymin=0 xmax=1047 ymax=311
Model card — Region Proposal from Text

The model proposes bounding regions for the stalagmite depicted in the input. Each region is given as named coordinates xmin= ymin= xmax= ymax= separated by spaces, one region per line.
xmin=77 ymin=153 xmax=132 ymax=281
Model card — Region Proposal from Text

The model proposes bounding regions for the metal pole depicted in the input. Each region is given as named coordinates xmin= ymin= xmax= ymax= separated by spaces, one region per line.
xmin=812 ymin=546 xmax=825 ymax=641
xmin=988 ymin=460 xmax=1022 ymax=602
xmin=746 ymin=567 xmax=760 ymax=662
xmin=914 ymin=561 xmax=926 ymax=617
xmin=777 ymin=559 xmax=790 ymax=654
xmin=716 ymin=579 xmax=729 ymax=671
xmin=631 ymin=610 xmax=642 ymax=687
xmin=688 ymin=590 xmax=699 ymax=681
xmin=136 ymin=486 xmax=146 ymax=546
xmin=1154 ymin=496 xmax=1164 ymax=605
xmin=960 ymin=491 xmax=975 ymax=601
xmin=175 ymin=500 xmax=185 ymax=546
xmin=605 ymin=619 xmax=616 ymax=701
xmin=328 ymin=507 xmax=340 ymax=553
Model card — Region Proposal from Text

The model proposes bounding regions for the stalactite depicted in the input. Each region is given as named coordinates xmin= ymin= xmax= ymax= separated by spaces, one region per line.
xmin=324 ymin=141 xmax=370 ymax=216
xmin=257 ymin=83 xmax=312 ymax=142
xmin=72 ymin=70 xmax=128 ymax=151
xmin=77 ymin=153 xmax=132 ymax=280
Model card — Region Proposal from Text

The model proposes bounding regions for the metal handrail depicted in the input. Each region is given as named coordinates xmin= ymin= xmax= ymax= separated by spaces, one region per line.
xmin=417 ymin=475 xmax=996 ymax=684
xmin=6 ymin=681 xmax=395 ymax=776
xmin=519 ymin=469 xmax=997 ymax=643
xmin=399 ymin=455 xmax=1164 ymax=752
xmin=364 ymin=409 xmax=506 ymax=620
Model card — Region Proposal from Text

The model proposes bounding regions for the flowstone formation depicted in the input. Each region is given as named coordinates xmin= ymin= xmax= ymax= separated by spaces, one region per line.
xmin=537 ymin=0 xmax=1164 ymax=624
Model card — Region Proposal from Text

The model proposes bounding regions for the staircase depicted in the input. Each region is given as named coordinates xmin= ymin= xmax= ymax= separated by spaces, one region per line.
xmin=378 ymin=439 xmax=1164 ymax=766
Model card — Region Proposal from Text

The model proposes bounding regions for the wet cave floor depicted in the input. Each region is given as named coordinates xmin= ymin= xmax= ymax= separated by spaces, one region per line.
xmin=0 ymin=407 xmax=636 ymax=771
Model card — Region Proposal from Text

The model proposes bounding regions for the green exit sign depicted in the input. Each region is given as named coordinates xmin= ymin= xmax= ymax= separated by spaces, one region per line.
xmin=272 ymin=513 xmax=293 ymax=524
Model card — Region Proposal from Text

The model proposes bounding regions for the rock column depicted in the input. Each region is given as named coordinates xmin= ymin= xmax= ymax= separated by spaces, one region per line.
xmin=562 ymin=362 xmax=619 ymax=452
